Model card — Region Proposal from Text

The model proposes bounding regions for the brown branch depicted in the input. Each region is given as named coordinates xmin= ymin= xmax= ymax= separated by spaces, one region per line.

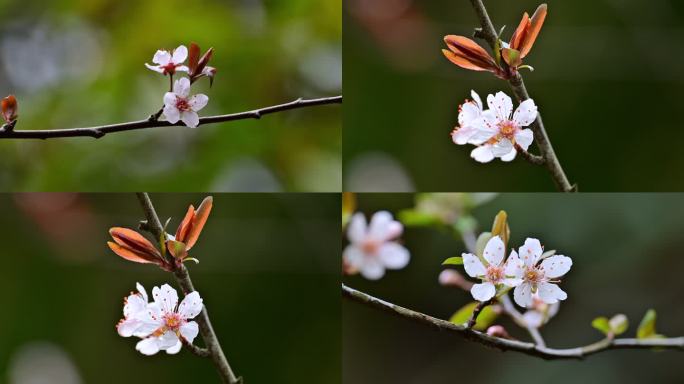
xmin=467 ymin=299 xmax=492 ymax=329
xmin=468 ymin=0 xmax=574 ymax=192
xmin=136 ymin=193 xmax=241 ymax=384
xmin=342 ymin=284 xmax=684 ymax=360
xmin=0 ymin=95 xmax=341 ymax=140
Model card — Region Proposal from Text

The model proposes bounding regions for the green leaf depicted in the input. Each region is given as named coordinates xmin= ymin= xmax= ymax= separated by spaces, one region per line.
xmin=442 ymin=256 xmax=463 ymax=266
xmin=637 ymin=309 xmax=658 ymax=339
xmin=449 ymin=302 xmax=499 ymax=331
xmin=540 ymin=249 xmax=556 ymax=259
xmin=591 ymin=317 xmax=611 ymax=335
xmin=609 ymin=314 xmax=629 ymax=335
xmin=475 ymin=232 xmax=492 ymax=257
xmin=398 ymin=210 xmax=440 ymax=227
xmin=454 ymin=216 xmax=477 ymax=234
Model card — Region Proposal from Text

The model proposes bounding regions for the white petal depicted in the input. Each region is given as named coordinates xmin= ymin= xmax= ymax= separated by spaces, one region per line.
xmin=452 ymin=126 xmax=477 ymax=145
xmin=504 ymin=278 xmax=522 ymax=287
xmin=152 ymin=284 xmax=178 ymax=313
xmin=180 ymin=321 xmax=199 ymax=343
xmin=537 ymin=282 xmax=567 ymax=304
xmin=514 ymin=282 xmax=534 ymax=307
xmin=378 ymin=242 xmax=410 ymax=269
xmin=178 ymin=291 xmax=203 ymax=319
xmin=540 ymin=255 xmax=572 ymax=278
xmin=359 ymin=258 xmax=385 ymax=280
xmin=343 ymin=245 xmax=364 ymax=269
xmin=514 ymin=129 xmax=534 ymax=151
xmin=173 ymin=77 xmax=191 ymax=98
xmin=117 ymin=318 xmax=140 ymax=337
xmin=189 ymin=94 xmax=209 ymax=111
xmin=158 ymin=331 xmax=180 ymax=350
xmin=491 ymin=139 xmax=514 ymax=157
xmin=482 ymin=236 xmax=505 ymax=266
xmin=163 ymin=105 xmax=180 ymax=124
xmin=471 ymin=282 xmax=496 ymax=302
xmin=500 ymin=148 xmax=517 ymax=162
xmin=504 ymin=250 xmax=523 ymax=278
xmin=347 ymin=213 xmax=367 ymax=244
xmin=512 ymin=99 xmax=538 ymax=126
xmin=163 ymin=92 xmax=177 ymax=107
xmin=470 ymin=90 xmax=483 ymax=110
xmin=145 ymin=63 xmax=164 ymax=73
xmin=462 ymin=253 xmax=486 ymax=277
xmin=523 ymin=310 xmax=544 ymax=328
xmin=152 ymin=50 xmax=171 ymax=65
xmin=458 ymin=102 xmax=481 ymax=126
xmin=172 ymin=45 xmax=188 ymax=63
xmin=368 ymin=211 xmax=395 ymax=241
xmin=124 ymin=294 xmax=147 ymax=317
xmin=487 ymin=91 xmax=513 ymax=121
xmin=471 ymin=145 xmax=495 ymax=163
xmin=136 ymin=338 xmax=160 ymax=355
xmin=180 ymin=111 xmax=200 ymax=128
xmin=166 ymin=341 xmax=182 ymax=355
xmin=518 ymin=238 xmax=543 ymax=267
xmin=136 ymin=283 xmax=148 ymax=302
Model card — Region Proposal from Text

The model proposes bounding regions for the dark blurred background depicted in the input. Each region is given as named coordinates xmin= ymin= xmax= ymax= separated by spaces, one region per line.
xmin=0 ymin=193 xmax=340 ymax=383
xmin=343 ymin=0 xmax=684 ymax=191
xmin=0 ymin=0 xmax=341 ymax=192
xmin=344 ymin=193 xmax=684 ymax=383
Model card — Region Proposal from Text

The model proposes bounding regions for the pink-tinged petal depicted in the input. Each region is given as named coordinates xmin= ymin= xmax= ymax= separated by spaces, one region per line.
xmin=540 ymin=255 xmax=572 ymax=278
xmin=384 ymin=221 xmax=403 ymax=241
xmin=514 ymin=282 xmax=534 ymax=307
xmin=458 ymin=102 xmax=481 ymax=126
xmin=514 ymin=129 xmax=534 ymax=150
xmin=152 ymin=284 xmax=178 ymax=313
xmin=173 ymin=77 xmax=191 ymax=98
xmin=163 ymin=105 xmax=180 ymax=124
xmin=180 ymin=111 xmax=200 ymax=128
xmin=163 ymin=92 xmax=177 ymax=107
xmin=343 ymin=245 xmax=364 ymax=269
xmin=145 ymin=63 xmax=164 ymax=73
xmin=471 ymin=282 xmax=496 ymax=302
xmin=466 ymin=121 xmax=497 ymax=145
xmin=378 ymin=242 xmax=410 ymax=269
xmin=347 ymin=213 xmax=367 ymax=244
xmin=462 ymin=252 xmax=486 ymax=277
xmin=518 ymin=238 xmax=543 ymax=267
xmin=368 ymin=211 xmax=394 ymax=241
xmin=178 ymin=291 xmax=203 ymax=319
xmin=537 ymin=282 xmax=567 ymax=304
xmin=483 ymin=235 xmax=505 ymax=266
xmin=188 ymin=94 xmax=209 ymax=111
xmin=136 ymin=338 xmax=160 ymax=355
xmin=500 ymin=148 xmax=517 ymax=162
xmin=504 ymin=250 xmax=523 ymax=278
xmin=452 ymin=126 xmax=477 ymax=145
xmin=153 ymin=50 xmax=171 ymax=65
xmin=471 ymin=145 xmax=495 ymax=163
xmin=172 ymin=45 xmax=188 ymax=63
xmin=180 ymin=321 xmax=199 ymax=343
xmin=359 ymin=258 xmax=385 ymax=280
xmin=123 ymin=294 xmax=147 ymax=318
xmin=470 ymin=90 xmax=483 ymax=110
xmin=117 ymin=318 xmax=141 ymax=337
xmin=513 ymin=99 xmax=538 ymax=126
xmin=487 ymin=91 xmax=513 ymax=121
xmin=165 ymin=341 xmax=182 ymax=355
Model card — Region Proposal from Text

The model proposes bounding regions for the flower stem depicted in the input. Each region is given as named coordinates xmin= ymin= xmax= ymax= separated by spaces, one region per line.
xmin=136 ymin=193 xmax=241 ymax=384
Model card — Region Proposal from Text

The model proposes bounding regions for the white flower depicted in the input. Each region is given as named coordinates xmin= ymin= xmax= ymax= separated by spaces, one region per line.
xmin=451 ymin=90 xmax=492 ymax=145
xmin=522 ymin=294 xmax=560 ymax=328
xmin=116 ymin=283 xmax=203 ymax=356
xmin=462 ymin=235 xmax=522 ymax=301
xmin=343 ymin=211 xmax=410 ymax=280
xmin=163 ymin=77 xmax=209 ymax=128
xmin=508 ymin=238 xmax=572 ymax=308
xmin=145 ymin=45 xmax=189 ymax=75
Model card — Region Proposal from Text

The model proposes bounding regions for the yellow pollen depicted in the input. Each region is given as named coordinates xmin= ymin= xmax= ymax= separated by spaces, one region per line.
xmin=498 ymin=121 xmax=517 ymax=138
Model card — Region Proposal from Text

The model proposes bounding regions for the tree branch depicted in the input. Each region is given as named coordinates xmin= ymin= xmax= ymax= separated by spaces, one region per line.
xmin=0 ymin=96 xmax=341 ymax=140
xmin=342 ymin=284 xmax=684 ymax=360
xmin=468 ymin=0 xmax=574 ymax=192
xmin=136 ymin=193 xmax=241 ymax=384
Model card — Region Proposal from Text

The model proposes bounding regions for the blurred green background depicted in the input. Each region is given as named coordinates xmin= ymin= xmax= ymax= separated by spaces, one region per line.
xmin=0 ymin=0 xmax=341 ymax=192
xmin=0 ymin=193 xmax=340 ymax=383
xmin=343 ymin=0 xmax=684 ymax=191
xmin=344 ymin=193 xmax=684 ymax=383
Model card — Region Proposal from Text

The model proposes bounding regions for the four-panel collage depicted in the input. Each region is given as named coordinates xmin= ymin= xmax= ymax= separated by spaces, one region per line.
xmin=1 ymin=0 xmax=683 ymax=383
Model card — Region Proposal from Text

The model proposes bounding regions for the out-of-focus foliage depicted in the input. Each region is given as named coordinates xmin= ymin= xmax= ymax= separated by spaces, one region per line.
xmin=0 ymin=0 xmax=341 ymax=191
xmin=344 ymin=193 xmax=684 ymax=383
xmin=0 ymin=193 xmax=340 ymax=383
xmin=343 ymin=0 xmax=684 ymax=191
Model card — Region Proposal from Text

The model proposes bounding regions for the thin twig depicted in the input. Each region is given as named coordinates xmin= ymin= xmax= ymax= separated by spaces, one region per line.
xmin=468 ymin=0 xmax=574 ymax=192
xmin=342 ymin=284 xmax=684 ymax=360
xmin=136 ymin=193 xmax=241 ymax=384
xmin=467 ymin=299 xmax=492 ymax=329
xmin=0 ymin=95 xmax=341 ymax=140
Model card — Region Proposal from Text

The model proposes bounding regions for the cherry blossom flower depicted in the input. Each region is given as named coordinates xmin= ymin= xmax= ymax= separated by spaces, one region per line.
xmin=522 ymin=294 xmax=560 ymax=328
xmin=145 ymin=45 xmax=189 ymax=75
xmin=343 ymin=211 xmax=410 ymax=280
xmin=507 ymin=238 xmax=572 ymax=308
xmin=117 ymin=283 xmax=202 ymax=356
xmin=163 ymin=77 xmax=209 ymax=128
xmin=462 ymin=236 xmax=522 ymax=301
xmin=451 ymin=90 xmax=492 ymax=146
xmin=469 ymin=92 xmax=537 ymax=163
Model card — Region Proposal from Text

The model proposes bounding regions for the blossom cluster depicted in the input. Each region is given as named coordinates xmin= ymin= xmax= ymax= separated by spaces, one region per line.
xmin=451 ymin=90 xmax=537 ymax=163
xmin=462 ymin=236 xmax=572 ymax=308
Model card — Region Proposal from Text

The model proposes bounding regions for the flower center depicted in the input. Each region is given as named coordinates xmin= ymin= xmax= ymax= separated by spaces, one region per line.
xmin=525 ymin=267 xmax=543 ymax=283
xmin=163 ymin=312 xmax=183 ymax=331
xmin=497 ymin=120 xmax=518 ymax=139
xmin=176 ymin=97 xmax=191 ymax=112
xmin=162 ymin=63 xmax=178 ymax=75
xmin=485 ymin=265 xmax=504 ymax=283
xmin=361 ymin=239 xmax=380 ymax=255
